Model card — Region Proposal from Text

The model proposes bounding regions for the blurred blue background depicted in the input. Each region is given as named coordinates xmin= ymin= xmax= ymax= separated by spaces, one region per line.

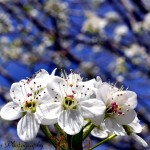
xmin=0 ymin=0 xmax=150 ymax=149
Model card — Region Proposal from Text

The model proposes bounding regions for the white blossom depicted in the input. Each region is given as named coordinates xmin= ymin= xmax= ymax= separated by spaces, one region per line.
xmin=105 ymin=11 xmax=120 ymax=22
xmin=114 ymin=25 xmax=128 ymax=41
xmin=93 ymin=77 xmax=137 ymax=136
xmin=46 ymin=72 xmax=106 ymax=135
xmin=82 ymin=12 xmax=107 ymax=34
xmin=142 ymin=12 xmax=150 ymax=31
xmin=0 ymin=69 xmax=57 ymax=141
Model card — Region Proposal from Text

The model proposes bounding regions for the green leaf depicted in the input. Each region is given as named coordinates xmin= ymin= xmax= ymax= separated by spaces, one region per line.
xmin=67 ymin=129 xmax=83 ymax=150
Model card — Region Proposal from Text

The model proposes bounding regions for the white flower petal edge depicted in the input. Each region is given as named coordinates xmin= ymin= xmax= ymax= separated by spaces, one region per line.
xmin=36 ymin=102 xmax=61 ymax=125
xmin=95 ymin=82 xmax=118 ymax=105
xmin=91 ymin=127 xmax=108 ymax=139
xmin=35 ymin=69 xmax=50 ymax=79
xmin=10 ymin=81 xmax=31 ymax=103
xmin=66 ymin=72 xmax=96 ymax=90
xmin=105 ymin=118 xmax=126 ymax=136
xmin=67 ymin=72 xmax=82 ymax=86
xmin=82 ymin=79 xmax=96 ymax=90
xmin=128 ymin=117 xmax=142 ymax=133
xmin=47 ymin=76 xmax=66 ymax=98
xmin=35 ymin=68 xmax=57 ymax=79
xmin=131 ymin=133 xmax=148 ymax=147
xmin=51 ymin=68 xmax=57 ymax=76
xmin=91 ymin=114 xmax=105 ymax=126
xmin=123 ymin=117 xmax=148 ymax=147
xmin=17 ymin=113 xmax=40 ymax=141
xmin=91 ymin=122 xmax=109 ymax=139
xmin=93 ymin=76 xmax=103 ymax=89
xmin=36 ymin=88 xmax=53 ymax=104
xmin=115 ymin=109 xmax=137 ymax=125
xmin=58 ymin=110 xmax=84 ymax=135
xmin=79 ymin=99 xmax=106 ymax=118
xmin=27 ymin=68 xmax=57 ymax=85
xmin=1 ymin=102 xmax=22 ymax=120
xmin=111 ymin=91 xmax=137 ymax=109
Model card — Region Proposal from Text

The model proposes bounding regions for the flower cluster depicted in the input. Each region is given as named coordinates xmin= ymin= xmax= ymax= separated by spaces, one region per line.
xmin=0 ymin=69 xmax=148 ymax=148
xmin=90 ymin=77 xmax=148 ymax=147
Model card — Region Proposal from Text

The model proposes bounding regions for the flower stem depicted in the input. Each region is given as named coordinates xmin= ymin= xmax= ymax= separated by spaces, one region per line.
xmin=40 ymin=125 xmax=58 ymax=148
xmin=41 ymin=125 xmax=67 ymax=150
xmin=54 ymin=123 xmax=68 ymax=149
xmin=89 ymin=134 xmax=117 ymax=150
xmin=83 ymin=120 xmax=91 ymax=129
xmin=83 ymin=123 xmax=95 ymax=141
xmin=54 ymin=123 xmax=65 ymax=137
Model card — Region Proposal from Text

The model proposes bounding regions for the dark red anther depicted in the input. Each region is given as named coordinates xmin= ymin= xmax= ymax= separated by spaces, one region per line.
xmin=27 ymin=79 xmax=31 ymax=84
xmin=111 ymin=102 xmax=119 ymax=113
xmin=112 ymin=102 xmax=117 ymax=106
xmin=118 ymin=111 xmax=122 ymax=115
xmin=67 ymin=95 xmax=74 ymax=98
xmin=27 ymin=93 xmax=32 ymax=97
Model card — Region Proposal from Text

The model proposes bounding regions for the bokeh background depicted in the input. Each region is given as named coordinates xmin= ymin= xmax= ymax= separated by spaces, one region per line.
xmin=0 ymin=0 xmax=150 ymax=149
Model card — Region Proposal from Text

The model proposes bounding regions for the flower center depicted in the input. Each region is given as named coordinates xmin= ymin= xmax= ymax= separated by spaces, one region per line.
xmin=62 ymin=95 xmax=77 ymax=110
xmin=105 ymin=101 xmax=127 ymax=118
xmin=24 ymin=100 xmax=37 ymax=113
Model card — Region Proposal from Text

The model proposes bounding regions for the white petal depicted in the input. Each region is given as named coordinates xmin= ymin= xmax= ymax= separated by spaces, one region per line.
xmin=72 ymin=83 xmax=93 ymax=100
xmin=96 ymin=82 xmax=118 ymax=105
xmin=10 ymin=81 xmax=31 ymax=103
xmin=1 ymin=102 xmax=22 ymax=120
xmin=79 ymin=98 xmax=106 ymax=118
xmin=51 ymin=68 xmax=57 ymax=76
xmin=128 ymin=117 xmax=142 ymax=133
xmin=47 ymin=76 xmax=67 ymax=99
xmin=58 ymin=110 xmax=84 ymax=135
xmin=125 ymin=91 xmax=137 ymax=109
xmin=35 ymin=69 xmax=49 ymax=79
xmin=105 ymin=118 xmax=126 ymax=136
xmin=115 ymin=109 xmax=137 ymax=125
xmin=37 ymin=89 xmax=53 ymax=104
xmin=94 ymin=76 xmax=103 ymax=88
xmin=91 ymin=127 xmax=108 ymax=139
xmin=29 ymin=78 xmax=46 ymax=91
xmin=36 ymin=102 xmax=61 ymax=125
xmin=131 ymin=133 xmax=148 ymax=147
xmin=34 ymin=69 xmax=57 ymax=85
xmin=17 ymin=113 xmax=40 ymax=141
xmin=91 ymin=114 xmax=105 ymax=125
xmin=112 ymin=91 xmax=137 ymax=109
xmin=82 ymin=79 xmax=96 ymax=90
xmin=67 ymin=73 xmax=82 ymax=85
xmin=96 ymin=76 xmax=102 ymax=82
